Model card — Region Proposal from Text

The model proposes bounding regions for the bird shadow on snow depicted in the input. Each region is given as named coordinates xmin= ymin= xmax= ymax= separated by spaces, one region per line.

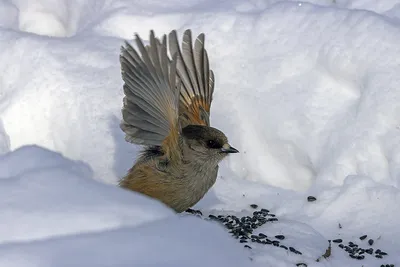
xmin=108 ymin=114 xmax=139 ymax=183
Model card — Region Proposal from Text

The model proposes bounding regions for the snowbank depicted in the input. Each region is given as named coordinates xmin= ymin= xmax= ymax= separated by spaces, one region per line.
xmin=0 ymin=216 xmax=251 ymax=267
xmin=0 ymin=145 xmax=174 ymax=245
xmin=0 ymin=145 xmax=251 ymax=267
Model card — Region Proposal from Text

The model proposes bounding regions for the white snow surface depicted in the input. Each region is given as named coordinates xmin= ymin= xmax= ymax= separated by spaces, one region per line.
xmin=0 ymin=0 xmax=400 ymax=266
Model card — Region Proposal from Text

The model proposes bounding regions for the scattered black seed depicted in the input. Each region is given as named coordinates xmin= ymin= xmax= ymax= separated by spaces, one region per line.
xmin=348 ymin=242 xmax=357 ymax=248
xmin=359 ymin=235 xmax=367 ymax=240
xmin=259 ymin=233 xmax=267 ymax=238
xmin=339 ymin=223 xmax=342 ymax=229
xmin=185 ymin=208 xmax=203 ymax=215
xmin=307 ymin=196 xmax=317 ymax=202
xmin=204 ymin=208 xmax=388 ymax=260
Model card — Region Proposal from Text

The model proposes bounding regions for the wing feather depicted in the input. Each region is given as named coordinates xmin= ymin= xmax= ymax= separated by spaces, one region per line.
xmin=120 ymin=30 xmax=180 ymax=153
xmin=119 ymin=29 xmax=215 ymax=156
xmin=168 ymin=29 xmax=215 ymax=128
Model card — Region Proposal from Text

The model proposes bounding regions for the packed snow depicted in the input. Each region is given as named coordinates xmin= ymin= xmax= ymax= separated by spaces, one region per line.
xmin=1 ymin=0 xmax=400 ymax=266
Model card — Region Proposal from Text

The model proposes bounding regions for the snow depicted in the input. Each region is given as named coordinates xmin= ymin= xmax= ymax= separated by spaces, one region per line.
xmin=0 ymin=0 xmax=400 ymax=266
xmin=0 ymin=145 xmax=250 ymax=267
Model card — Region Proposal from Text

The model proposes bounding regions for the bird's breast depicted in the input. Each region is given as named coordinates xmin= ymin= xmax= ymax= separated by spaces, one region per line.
xmin=181 ymin=162 xmax=219 ymax=204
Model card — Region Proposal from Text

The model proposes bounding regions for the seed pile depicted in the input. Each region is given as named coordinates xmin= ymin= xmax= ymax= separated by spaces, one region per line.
xmin=332 ymin=236 xmax=390 ymax=261
xmin=205 ymin=205 xmax=302 ymax=255
xmin=186 ymin=206 xmax=394 ymax=266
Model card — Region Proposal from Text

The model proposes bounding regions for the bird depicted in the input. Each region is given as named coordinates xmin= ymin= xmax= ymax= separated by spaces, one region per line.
xmin=118 ymin=29 xmax=238 ymax=213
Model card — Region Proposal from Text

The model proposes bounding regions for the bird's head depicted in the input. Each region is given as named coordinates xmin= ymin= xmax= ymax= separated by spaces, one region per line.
xmin=181 ymin=125 xmax=238 ymax=164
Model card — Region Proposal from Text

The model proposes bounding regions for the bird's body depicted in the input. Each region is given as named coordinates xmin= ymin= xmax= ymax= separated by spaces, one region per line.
xmin=118 ymin=29 xmax=238 ymax=212
xmin=120 ymin=143 xmax=219 ymax=213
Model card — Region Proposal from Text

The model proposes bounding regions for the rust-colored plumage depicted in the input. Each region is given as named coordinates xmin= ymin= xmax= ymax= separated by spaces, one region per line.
xmin=118 ymin=29 xmax=238 ymax=213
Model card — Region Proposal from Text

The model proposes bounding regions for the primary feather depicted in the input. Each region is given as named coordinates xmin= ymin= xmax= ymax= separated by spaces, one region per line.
xmin=169 ymin=29 xmax=215 ymax=128
xmin=120 ymin=30 xmax=180 ymax=146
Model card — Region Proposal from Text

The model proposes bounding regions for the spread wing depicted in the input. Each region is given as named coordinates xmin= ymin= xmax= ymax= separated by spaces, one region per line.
xmin=169 ymin=29 xmax=215 ymax=128
xmin=119 ymin=30 xmax=180 ymax=157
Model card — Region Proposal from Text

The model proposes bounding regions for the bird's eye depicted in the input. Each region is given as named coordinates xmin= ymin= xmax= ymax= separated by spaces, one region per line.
xmin=207 ymin=140 xmax=221 ymax=149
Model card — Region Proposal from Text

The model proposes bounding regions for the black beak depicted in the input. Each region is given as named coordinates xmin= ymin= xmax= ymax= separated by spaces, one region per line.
xmin=221 ymin=146 xmax=239 ymax=153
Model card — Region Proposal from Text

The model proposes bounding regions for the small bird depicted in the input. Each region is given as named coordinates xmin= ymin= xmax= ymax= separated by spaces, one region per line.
xmin=118 ymin=29 xmax=238 ymax=213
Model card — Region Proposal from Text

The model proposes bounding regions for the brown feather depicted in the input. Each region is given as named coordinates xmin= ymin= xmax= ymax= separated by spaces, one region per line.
xmin=168 ymin=30 xmax=215 ymax=128
xmin=120 ymin=162 xmax=197 ymax=213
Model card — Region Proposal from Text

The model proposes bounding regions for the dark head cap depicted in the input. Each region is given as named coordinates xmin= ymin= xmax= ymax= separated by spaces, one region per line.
xmin=182 ymin=125 xmax=239 ymax=153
